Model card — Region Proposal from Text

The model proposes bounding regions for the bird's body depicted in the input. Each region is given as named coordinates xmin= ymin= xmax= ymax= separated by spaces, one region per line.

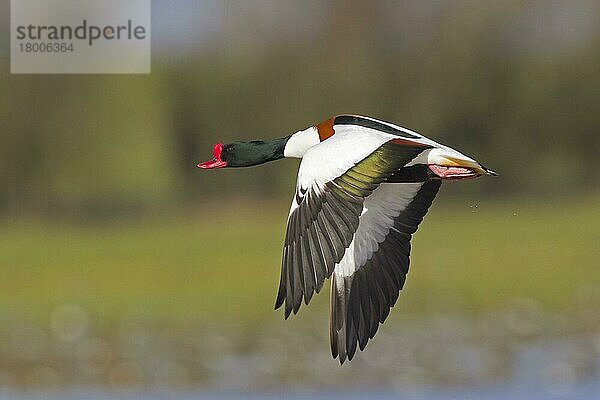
xmin=198 ymin=115 xmax=496 ymax=363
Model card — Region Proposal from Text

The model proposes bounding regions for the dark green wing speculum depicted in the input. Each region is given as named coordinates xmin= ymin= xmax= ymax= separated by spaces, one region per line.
xmin=275 ymin=140 xmax=431 ymax=318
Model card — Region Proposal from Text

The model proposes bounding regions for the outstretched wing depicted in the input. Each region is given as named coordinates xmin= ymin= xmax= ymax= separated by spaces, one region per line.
xmin=275 ymin=134 xmax=431 ymax=318
xmin=330 ymin=179 xmax=442 ymax=363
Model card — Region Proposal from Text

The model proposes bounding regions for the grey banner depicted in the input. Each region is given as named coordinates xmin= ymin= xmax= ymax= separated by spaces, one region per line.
xmin=11 ymin=0 xmax=151 ymax=74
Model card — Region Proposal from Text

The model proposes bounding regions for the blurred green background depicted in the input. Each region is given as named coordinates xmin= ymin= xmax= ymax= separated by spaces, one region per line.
xmin=1 ymin=0 xmax=599 ymax=396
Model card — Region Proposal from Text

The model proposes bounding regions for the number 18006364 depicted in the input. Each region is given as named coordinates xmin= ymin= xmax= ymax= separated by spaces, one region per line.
xmin=19 ymin=42 xmax=74 ymax=53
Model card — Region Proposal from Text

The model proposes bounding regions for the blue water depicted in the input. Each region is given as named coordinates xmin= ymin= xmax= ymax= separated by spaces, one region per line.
xmin=3 ymin=381 xmax=599 ymax=400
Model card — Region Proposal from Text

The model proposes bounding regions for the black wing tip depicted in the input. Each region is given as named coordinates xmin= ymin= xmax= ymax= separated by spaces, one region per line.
xmin=274 ymin=295 xmax=284 ymax=310
xmin=347 ymin=342 xmax=358 ymax=361
xmin=333 ymin=350 xmax=349 ymax=365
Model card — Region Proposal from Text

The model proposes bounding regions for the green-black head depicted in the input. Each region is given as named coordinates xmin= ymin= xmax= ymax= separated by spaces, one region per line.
xmin=197 ymin=138 xmax=289 ymax=169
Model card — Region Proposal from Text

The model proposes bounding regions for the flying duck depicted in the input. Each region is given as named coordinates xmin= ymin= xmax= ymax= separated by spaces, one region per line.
xmin=197 ymin=115 xmax=496 ymax=363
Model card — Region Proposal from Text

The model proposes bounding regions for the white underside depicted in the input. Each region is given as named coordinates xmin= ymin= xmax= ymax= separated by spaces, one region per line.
xmin=334 ymin=182 xmax=424 ymax=277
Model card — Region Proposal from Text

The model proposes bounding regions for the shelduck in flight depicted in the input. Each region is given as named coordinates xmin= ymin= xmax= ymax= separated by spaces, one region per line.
xmin=198 ymin=115 xmax=496 ymax=363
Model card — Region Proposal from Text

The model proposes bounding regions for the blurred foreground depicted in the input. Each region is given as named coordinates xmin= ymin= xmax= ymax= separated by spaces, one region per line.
xmin=1 ymin=195 xmax=599 ymax=395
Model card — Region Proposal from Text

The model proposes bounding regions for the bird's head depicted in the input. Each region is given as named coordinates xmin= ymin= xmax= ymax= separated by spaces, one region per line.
xmin=198 ymin=142 xmax=253 ymax=169
xmin=427 ymin=147 xmax=497 ymax=179
xmin=197 ymin=139 xmax=288 ymax=169
xmin=197 ymin=142 xmax=263 ymax=169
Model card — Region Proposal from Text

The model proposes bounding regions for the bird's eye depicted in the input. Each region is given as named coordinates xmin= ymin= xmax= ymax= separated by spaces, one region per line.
xmin=225 ymin=145 xmax=233 ymax=152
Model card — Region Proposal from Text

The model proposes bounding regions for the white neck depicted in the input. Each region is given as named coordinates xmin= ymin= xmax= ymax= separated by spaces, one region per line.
xmin=283 ymin=127 xmax=320 ymax=158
